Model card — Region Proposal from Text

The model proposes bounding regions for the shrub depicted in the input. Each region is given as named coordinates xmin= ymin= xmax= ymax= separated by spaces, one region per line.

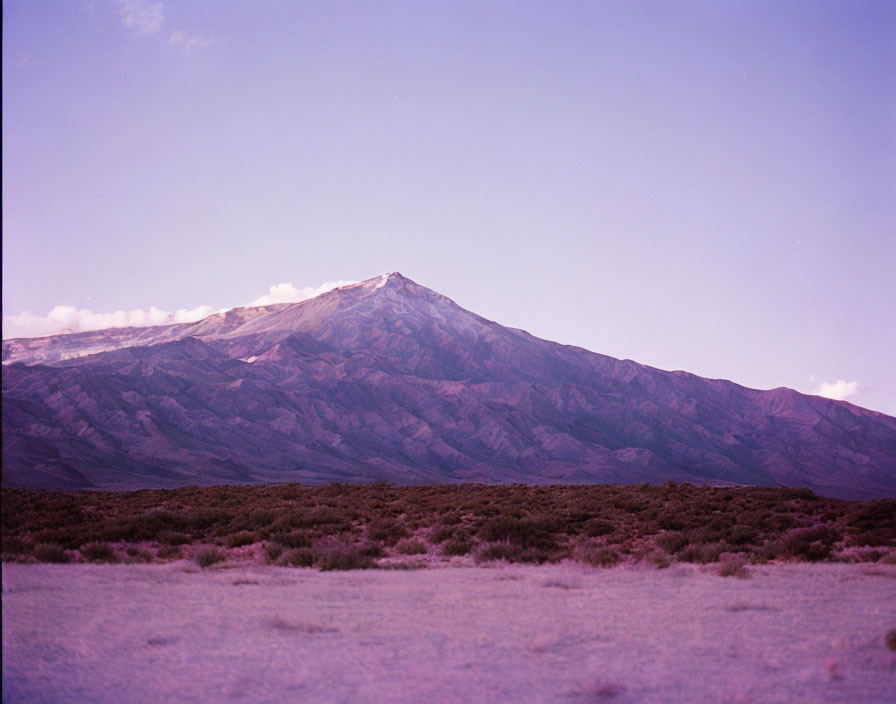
xmin=280 ymin=547 xmax=315 ymax=567
xmin=754 ymin=539 xmax=785 ymax=563
xmin=312 ymin=537 xmax=375 ymax=571
xmin=727 ymin=525 xmax=761 ymax=546
xmin=365 ymin=518 xmax=409 ymax=545
xmin=244 ymin=509 xmax=276 ymax=530
xmin=880 ymin=551 xmax=896 ymax=565
xmin=194 ymin=508 xmax=230 ymax=530
xmin=157 ymin=531 xmax=191 ymax=546
xmin=33 ymin=543 xmax=70 ymax=563
xmin=573 ymin=544 xmax=621 ymax=567
xmin=194 ymin=546 xmax=226 ymax=569
xmin=474 ymin=541 xmax=549 ymax=564
xmin=474 ymin=541 xmax=524 ymax=564
xmin=298 ymin=507 xmax=352 ymax=528
xmin=849 ymin=530 xmax=896 ymax=548
xmin=156 ymin=545 xmax=183 ymax=560
xmin=718 ymin=555 xmax=750 ymax=578
xmin=264 ymin=542 xmax=284 ymax=563
xmin=582 ymin=518 xmax=616 ymax=537
xmin=227 ymin=531 xmax=259 ymax=548
xmin=478 ymin=517 xmax=557 ymax=550
xmin=130 ymin=510 xmax=192 ymax=541
xmin=847 ymin=548 xmax=884 ymax=563
xmin=33 ymin=527 xmax=80 ymax=549
xmin=678 ymin=542 xmax=729 ymax=564
xmin=395 ymin=538 xmax=428 ymax=555
xmin=80 ymin=542 xmax=119 ymax=563
xmin=126 ymin=546 xmax=153 ymax=563
xmin=782 ymin=527 xmax=835 ymax=561
xmin=272 ymin=530 xmax=315 ymax=548
xmin=645 ymin=548 xmax=673 ymax=569
xmin=3 ymin=483 xmax=884 ymax=569
xmin=437 ymin=511 xmax=463 ymax=526
xmin=430 ymin=525 xmax=457 ymax=543
xmin=441 ymin=539 xmax=472 ymax=556
xmin=655 ymin=531 xmax=689 ymax=554
xmin=848 ymin=499 xmax=896 ymax=526
xmin=1 ymin=535 xmax=30 ymax=556
xmin=358 ymin=541 xmax=385 ymax=558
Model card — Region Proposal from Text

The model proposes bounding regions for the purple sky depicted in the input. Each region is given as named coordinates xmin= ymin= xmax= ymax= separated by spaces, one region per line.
xmin=3 ymin=1 xmax=894 ymax=415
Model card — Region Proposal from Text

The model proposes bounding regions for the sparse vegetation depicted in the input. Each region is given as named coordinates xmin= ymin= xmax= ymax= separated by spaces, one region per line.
xmin=32 ymin=542 xmax=70 ymax=563
xmin=717 ymin=555 xmax=750 ymax=578
xmin=573 ymin=544 xmax=621 ymax=567
xmin=227 ymin=531 xmax=260 ymax=548
xmin=80 ymin=542 xmax=119 ymax=563
xmin=126 ymin=546 xmax=153 ymax=563
xmin=645 ymin=548 xmax=673 ymax=569
xmin=193 ymin=546 xmax=226 ymax=568
xmin=2 ymin=483 xmax=893 ymax=570
xmin=264 ymin=541 xmax=284 ymax=563
xmin=312 ymin=537 xmax=374 ymax=571
xmin=395 ymin=538 xmax=428 ymax=555
xmin=157 ymin=530 xmax=191 ymax=546
xmin=156 ymin=545 xmax=183 ymax=560
xmin=441 ymin=539 xmax=472 ymax=556
xmin=365 ymin=517 xmax=409 ymax=545
xmin=279 ymin=547 xmax=315 ymax=567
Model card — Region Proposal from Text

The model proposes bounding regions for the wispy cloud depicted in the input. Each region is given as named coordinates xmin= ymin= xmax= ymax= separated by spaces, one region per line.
xmin=117 ymin=0 xmax=221 ymax=52
xmin=2 ymin=280 xmax=355 ymax=339
xmin=812 ymin=379 xmax=861 ymax=402
xmin=117 ymin=0 xmax=164 ymax=36
xmin=168 ymin=29 xmax=222 ymax=53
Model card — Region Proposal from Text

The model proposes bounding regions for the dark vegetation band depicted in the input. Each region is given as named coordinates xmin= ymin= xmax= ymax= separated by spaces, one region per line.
xmin=3 ymin=482 xmax=894 ymax=570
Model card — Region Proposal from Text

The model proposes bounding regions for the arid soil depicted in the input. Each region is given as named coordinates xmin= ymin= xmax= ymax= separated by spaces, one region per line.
xmin=3 ymin=561 xmax=895 ymax=703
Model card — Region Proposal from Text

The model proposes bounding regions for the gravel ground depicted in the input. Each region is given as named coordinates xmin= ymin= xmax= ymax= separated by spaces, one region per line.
xmin=3 ymin=561 xmax=895 ymax=703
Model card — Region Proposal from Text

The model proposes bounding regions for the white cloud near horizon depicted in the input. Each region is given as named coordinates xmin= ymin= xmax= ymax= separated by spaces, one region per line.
xmin=2 ymin=280 xmax=355 ymax=340
xmin=812 ymin=379 xmax=861 ymax=401
xmin=249 ymin=280 xmax=355 ymax=307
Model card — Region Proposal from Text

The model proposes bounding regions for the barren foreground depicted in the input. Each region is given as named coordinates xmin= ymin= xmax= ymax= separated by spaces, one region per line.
xmin=3 ymin=562 xmax=895 ymax=703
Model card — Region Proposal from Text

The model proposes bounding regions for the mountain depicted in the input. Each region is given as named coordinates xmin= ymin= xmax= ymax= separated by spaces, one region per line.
xmin=3 ymin=273 xmax=895 ymax=498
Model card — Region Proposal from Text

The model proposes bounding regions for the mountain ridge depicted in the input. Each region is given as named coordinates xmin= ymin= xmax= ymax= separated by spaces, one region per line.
xmin=3 ymin=273 xmax=894 ymax=497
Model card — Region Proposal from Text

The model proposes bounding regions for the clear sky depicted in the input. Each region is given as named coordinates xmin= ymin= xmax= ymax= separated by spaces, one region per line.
xmin=3 ymin=0 xmax=894 ymax=415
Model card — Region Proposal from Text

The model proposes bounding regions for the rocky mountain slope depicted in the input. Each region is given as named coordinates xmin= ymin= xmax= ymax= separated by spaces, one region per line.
xmin=3 ymin=273 xmax=895 ymax=497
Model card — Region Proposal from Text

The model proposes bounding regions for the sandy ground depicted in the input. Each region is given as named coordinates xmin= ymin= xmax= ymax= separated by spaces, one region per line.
xmin=3 ymin=561 xmax=895 ymax=703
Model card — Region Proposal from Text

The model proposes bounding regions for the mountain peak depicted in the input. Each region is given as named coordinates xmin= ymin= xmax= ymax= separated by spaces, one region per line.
xmin=360 ymin=271 xmax=410 ymax=288
xmin=329 ymin=272 xmax=446 ymax=305
xmin=3 ymin=271 xmax=896 ymax=497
